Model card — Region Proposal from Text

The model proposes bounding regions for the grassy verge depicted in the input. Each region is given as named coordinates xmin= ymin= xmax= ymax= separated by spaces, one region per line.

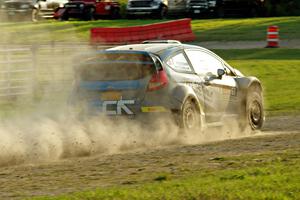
xmin=33 ymin=149 xmax=300 ymax=200
xmin=0 ymin=17 xmax=300 ymax=44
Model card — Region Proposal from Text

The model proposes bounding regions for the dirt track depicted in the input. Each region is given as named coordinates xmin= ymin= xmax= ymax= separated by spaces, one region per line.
xmin=0 ymin=115 xmax=299 ymax=199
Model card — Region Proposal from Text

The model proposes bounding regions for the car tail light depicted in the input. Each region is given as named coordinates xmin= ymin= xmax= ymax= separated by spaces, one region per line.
xmin=147 ymin=70 xmax=168 ymax=91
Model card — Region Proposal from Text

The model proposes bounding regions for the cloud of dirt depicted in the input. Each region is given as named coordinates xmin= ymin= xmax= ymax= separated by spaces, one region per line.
xmin=0 ymin=113 xmax=178 ymax=166
xmin=0 ymin=107 xmax=255 ymax=167
xmin=0 ymin=12 xmax=256 ymax=167
xmin=0 ymin=44 xmax=255 ymax=167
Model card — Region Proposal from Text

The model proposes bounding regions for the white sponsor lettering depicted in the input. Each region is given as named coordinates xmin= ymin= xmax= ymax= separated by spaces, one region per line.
xmin=103 ymin=100 xmax=135 ymax=115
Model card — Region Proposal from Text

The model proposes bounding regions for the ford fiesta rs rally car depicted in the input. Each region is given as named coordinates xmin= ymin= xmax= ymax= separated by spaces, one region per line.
xmin=69 ymin=40 xmax=264 ymax=131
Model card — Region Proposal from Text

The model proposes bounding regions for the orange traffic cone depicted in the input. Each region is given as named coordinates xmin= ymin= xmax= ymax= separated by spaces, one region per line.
xmin=266 ymin=25 xmax=279 ymax=48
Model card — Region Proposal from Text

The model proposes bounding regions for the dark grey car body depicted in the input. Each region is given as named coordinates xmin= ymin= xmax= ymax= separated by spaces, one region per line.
xmin=72 ymin=41 xmax=264 ymax=130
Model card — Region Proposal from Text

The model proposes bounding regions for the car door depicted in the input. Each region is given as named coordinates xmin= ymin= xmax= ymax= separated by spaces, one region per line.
xmin=185 ymin=49 xmax=237 ymax=122
xmin=165 ymin=51 xmax=205 ymax=108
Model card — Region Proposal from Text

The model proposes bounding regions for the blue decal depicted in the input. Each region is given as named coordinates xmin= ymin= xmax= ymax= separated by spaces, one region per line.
xmin=80 ymin=80 xmax=146 ymax=91
xmin=81 ymin=60 xmax=154 ymax=65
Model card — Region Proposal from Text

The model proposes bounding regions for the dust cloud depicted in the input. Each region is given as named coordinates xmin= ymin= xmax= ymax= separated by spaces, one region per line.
xmin=0 ymin=14 xmax=254 ymax=168
xmin=0 ymin=109 xmax=254 ymax=167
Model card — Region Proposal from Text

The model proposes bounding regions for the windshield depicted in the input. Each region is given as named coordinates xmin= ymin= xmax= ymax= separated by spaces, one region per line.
xmin=76 ymin=52 xmax=156 ymax=81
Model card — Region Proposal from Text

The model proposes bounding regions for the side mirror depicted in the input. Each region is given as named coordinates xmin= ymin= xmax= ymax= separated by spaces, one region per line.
xmin=217 ymin=68 xmax=225 ymax=79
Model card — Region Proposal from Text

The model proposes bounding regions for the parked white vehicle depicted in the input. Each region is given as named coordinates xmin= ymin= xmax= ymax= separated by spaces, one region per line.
xmin=32 ymin=0 xmax=68 ymax=21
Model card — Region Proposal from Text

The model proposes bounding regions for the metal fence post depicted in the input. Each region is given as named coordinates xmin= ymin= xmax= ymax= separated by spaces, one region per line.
xmin=31 ymin=45 xmax=38 ymax=101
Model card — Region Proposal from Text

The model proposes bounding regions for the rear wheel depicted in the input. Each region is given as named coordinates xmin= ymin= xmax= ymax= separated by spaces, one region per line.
xmin=179 ymin=99 xmax=201 ymax=132
xmin=110 ymin=8 xmax=120 ymax=19
xmin=84 ymin=7 xmax=95 ymax=20
xmin=249 ymin=7 xmax=258 ymax=17
xmin=216 ymin=6 xmax=224 ymax=18
xmin=157 ymin=6 xmax=167 ymax=19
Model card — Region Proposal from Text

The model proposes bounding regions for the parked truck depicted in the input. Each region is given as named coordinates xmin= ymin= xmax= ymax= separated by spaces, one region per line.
xmin=33 ymin=0 xmax=68 ymax=21
xmin=126 ymin=0 xmax=267 ymax=18
xmin=1 ymin=0 xmax=68 ymax=21
xmin=187 ymin=0 xmax=266 ymax=17
xmin=126 ymin=0 xmax=169 ymax=19
xmin=55 ymin=0 xmax=120 ymax=20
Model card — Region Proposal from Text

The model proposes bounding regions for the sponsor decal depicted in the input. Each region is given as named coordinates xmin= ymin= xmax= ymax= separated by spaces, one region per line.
xmin=103 ymin=99 xmax=135 ymax=115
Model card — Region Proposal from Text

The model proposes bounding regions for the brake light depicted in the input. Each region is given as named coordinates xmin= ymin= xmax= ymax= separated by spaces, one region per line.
xmin=147 ymin=70 xmax=168 ymax=91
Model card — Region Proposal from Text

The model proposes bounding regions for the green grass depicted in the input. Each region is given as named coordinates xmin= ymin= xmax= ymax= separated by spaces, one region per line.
xmin=0 ymin=16 xmax=300 ymax=44
xmin=192 ymin=17 xmax=300 ymax=41
xmin=214 ymin=49 xmax=300 ymax=114
xmin=33 ymin=150 xmax=300 ymax=200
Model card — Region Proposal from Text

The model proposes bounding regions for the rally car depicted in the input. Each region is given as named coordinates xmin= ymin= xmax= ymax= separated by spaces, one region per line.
xmin=70 ymin=40 xmax=264 ymax=131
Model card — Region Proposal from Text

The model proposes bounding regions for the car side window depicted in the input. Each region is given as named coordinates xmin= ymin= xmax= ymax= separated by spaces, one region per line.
xmin=166 ymin=52 xmax=192 ymax=73
xmin=224 ymin=63 xmax=236 ymax=76
xmin=185 ymin=50 xmax=224 ymax=76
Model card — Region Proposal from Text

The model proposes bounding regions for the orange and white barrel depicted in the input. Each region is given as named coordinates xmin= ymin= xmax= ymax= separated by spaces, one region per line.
xmin=266 ymin=25 xmax=279 ymax=48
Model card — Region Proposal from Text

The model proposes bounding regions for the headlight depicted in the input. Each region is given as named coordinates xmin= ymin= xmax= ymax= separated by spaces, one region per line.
xmin=79 ymin=3 xmax=84 ymax=8
xmin=59 ymin=3 xmax=64 ymax=8
xmin=105 ymin=5 xmax=111 ymax=10
xmin=20 ymin=4 xmax=30 ymax=9
xmin=1 ymin=5 xmax=6 ymax=9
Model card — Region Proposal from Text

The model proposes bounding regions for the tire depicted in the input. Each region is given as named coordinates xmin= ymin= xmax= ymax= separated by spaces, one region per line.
xmin=243 ymin=88 xmax=264 ymax=131
xmin=110 ymin=8 xmax=120 ymax=19
xmin=179 ymin=99 xmax=201 ymax=132
xmin=249 ymin=7 xmax=258 ymax=17
xmin=216 ymin=6 xmax=224 ymax=18
xmin=59 ymin=10 xmax=69 ymax=21
xmin=157 ymin=6 xmax=167 ymax=19
xmin=84 ymin=7 xmax=95 ymax=21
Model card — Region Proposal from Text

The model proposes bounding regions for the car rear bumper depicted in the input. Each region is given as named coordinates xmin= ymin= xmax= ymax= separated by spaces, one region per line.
xmin=76 ymin=108 xmax=175 ymax=128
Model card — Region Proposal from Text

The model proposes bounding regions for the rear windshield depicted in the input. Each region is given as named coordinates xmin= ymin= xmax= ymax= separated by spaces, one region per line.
xmin=76 ymin=53 xmax=155 ymax=81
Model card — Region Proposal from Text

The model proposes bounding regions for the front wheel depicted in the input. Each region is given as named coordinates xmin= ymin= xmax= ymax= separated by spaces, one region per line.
xmin=241 ymin=89 xmax=264 ymax=131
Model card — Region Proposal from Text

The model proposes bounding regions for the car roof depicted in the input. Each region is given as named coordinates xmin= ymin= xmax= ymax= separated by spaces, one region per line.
xmin=108 ymin=43 xmax=211 ymax=57
xmin=108 ymin=43 xmax=181 ymax=54
xmin=108 ymin=43 xmax=210 ymax=57
xmin=107 ymin=43 xmax=225 ymax=62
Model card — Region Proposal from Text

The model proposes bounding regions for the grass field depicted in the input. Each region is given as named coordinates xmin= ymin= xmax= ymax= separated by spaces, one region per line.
xmin=0 ymin=16 xmax=300 ymax=44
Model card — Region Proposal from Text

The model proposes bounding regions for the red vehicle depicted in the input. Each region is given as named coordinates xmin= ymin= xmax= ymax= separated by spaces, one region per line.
xmin=54 ymin=0 xmax=120 ymax=20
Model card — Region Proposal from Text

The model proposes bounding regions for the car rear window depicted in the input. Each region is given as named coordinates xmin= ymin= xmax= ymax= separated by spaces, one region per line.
xmin=76 ymin=52 xmax=155 ymax=81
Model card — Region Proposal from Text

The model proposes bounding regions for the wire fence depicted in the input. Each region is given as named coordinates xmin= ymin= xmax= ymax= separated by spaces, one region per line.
xmin=0 ymin=44 xmax=103 ymax=103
